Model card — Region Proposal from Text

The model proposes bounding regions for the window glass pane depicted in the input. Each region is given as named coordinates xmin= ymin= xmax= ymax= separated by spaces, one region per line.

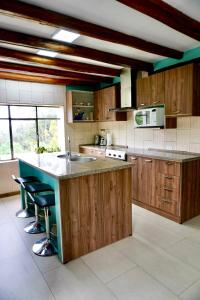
xmin=37 ymin=107 xmax=61 ymax=118
xmin=0 ymin=106 xmax=8 ymax=118
xmin=0 ymin=120 xmax=11 ymax=160
xmin=10 ymin=106 xmax=36 ymax=119
xmin=38 ymin=119 xmax=61 ymax=152
xmin=12 ymin=120 xmax=37 ymax=156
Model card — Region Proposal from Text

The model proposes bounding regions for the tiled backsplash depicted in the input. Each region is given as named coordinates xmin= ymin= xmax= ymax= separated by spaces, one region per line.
xmin=98 ymin=116 xmax=200 ymax=153
xmin=68 ymin=115 xmax=200 ymax=154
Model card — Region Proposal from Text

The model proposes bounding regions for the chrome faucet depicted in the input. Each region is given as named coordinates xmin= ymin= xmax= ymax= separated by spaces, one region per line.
xmin=67 ymin=136 xmax=71 ymax=160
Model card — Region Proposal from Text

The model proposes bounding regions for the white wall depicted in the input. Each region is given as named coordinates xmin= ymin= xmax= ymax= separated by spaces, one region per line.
xmin=0 ymin=160 xmax=19 ymax=195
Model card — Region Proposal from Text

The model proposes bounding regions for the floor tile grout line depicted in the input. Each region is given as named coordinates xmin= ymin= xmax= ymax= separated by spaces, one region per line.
xmin=113 ymin=239 xmax=199 ymax=298
xmin=135 ymin=232 xmax=200 ymax=277
xmin=80 ymin=258 xmax=119 ymax=300
xmin=178 ymin=277 xmax=200 ymax=297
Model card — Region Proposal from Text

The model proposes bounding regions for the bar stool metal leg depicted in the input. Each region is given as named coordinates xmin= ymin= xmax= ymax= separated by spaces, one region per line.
xmin=32 ymin=207 xmax=56 ymax=256
xmin=24 ymin=203 xmax=45 ymax=234
xmin=16 ymin=190 xmax=34 ymax=218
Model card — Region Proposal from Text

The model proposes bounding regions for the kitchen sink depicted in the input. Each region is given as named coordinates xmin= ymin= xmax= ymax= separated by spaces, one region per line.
xmin=70 ymin=156 xmax=96 ymax=162
xmin=57 ymin=154 xmax=96 ymax=162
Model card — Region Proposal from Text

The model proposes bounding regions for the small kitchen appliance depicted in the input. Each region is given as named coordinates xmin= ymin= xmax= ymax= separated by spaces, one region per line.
xmin=105 ymin=147 xmax=126 ymax=161
xmin=134 ymin=105 xmax=165 ymax=128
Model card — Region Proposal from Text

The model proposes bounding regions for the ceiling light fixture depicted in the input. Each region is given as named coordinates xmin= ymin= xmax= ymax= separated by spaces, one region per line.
xmin=37 ymin=50 xmax=58 ymax=57
xmin=52 ymin=29 xmax=80 ymax=43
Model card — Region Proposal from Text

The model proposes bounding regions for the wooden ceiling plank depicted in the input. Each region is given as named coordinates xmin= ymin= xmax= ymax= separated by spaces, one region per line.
xmin=117 ymin=0 xmax=200 ymax=41
xmin=0 ymin=28 xmax=153 ymax=70
xmin=0 ymin=47 xmax=120 ymax=77
xmin=0 ymin=0 xmax=182 ymax=58
xmin=0 ymin=60 xmax=110 ymax=82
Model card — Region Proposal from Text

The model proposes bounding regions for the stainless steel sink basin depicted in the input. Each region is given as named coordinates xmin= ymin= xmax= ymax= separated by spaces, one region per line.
xmin=70 ymin=156 xmax=96 ymax=162
xmin=57 ymin=154 xmax=96 ymax=162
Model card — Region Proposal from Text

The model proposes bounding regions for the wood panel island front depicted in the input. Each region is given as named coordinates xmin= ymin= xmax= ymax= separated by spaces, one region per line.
xmin=18 ymin=153 xmax=132 ymax=263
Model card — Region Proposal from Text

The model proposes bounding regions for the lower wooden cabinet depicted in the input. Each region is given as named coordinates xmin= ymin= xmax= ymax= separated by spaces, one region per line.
xmin=79 ymin=146 xmax=105 ymax=157
xmin=128 ymin=155 xmax=200 ymax=223
xmin=138 ymin=157 xmax=155 ymax=206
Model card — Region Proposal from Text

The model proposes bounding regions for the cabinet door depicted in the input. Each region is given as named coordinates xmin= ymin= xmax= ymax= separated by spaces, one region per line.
xmin=136 ymin=77 xmax=151 ymax=108
xmin=165 ymin=64 xmax=193 ymax=116
xmin=93 ymin=90 xmax=102 ymax=121
xmin=138 ymin=157 xmax=155 ymax=205
xmin=127 ymin=156 xmax=138 ymax=201
xmin=101 ymin=86 xmax=116 ymax=121
xmin=150 ymin=72 xmax=165 ymax=105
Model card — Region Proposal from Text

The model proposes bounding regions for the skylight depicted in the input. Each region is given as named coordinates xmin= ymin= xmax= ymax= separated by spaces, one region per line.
xmin=52 ymin=29 xmax=80 ymax=43
xmin=37 ymin=50 xmax=58 ymax=57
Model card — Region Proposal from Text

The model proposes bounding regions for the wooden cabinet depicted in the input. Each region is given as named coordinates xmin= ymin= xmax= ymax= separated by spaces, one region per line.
xmin=79 ymin=146 xmax=105 ymax=158
xmin=127 ymin=156 xmax=138 ymax=201
xmin=164 ymin=64 xmax=194 ymax=116
xmin=153 ymin=160 xmax=181 ymax=217
xmin=136 ymin=63 xmax=200 ymax=117
xmin=66 ymin=90 xmax=94 ymax=123
xmin=127 ymin=154 xmax=200 ymax=223
xmin=136 ymin=72 xmax=164 ymax=108
xmin=137 ymin=157 xmax=155 ymax=205
xmin=94 ymin=85 xmax=126 ymax=121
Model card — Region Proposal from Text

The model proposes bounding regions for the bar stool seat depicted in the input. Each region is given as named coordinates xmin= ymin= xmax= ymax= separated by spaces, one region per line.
xmin=12 ymin=175 xmax=39 ymax=218
xmin=32 ymin=193 xmax=56 ymax=257
xmin=24 ymin=182 xmax=53 ymax=234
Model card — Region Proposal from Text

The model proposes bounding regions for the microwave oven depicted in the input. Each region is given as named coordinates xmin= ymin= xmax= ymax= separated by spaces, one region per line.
xmin=134 ymin=106 xmax=165 ymax=128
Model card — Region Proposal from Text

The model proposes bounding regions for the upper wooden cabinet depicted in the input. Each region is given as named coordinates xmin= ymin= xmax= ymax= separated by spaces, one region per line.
xmin=136 ymin=72 xmax=164 ymax=107
xmin=136 ymin=63 xmax=200 ymax=117
xmin=94 ymin=85 xmax=126 ymax=121
xmin=164 ymin=64 xmax=199 ymax=116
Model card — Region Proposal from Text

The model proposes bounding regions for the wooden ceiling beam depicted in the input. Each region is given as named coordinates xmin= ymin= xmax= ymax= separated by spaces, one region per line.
xmin=0 ymin=47 xmax=120 ymax=77
xmin=0 ymin=0 xmax=182 ymax=59
xmin=0 ymin=71 xmax=72 ymax=85
xmin=0 ymin=60 xmax=110 ymax=82
xmin=117 ymin=0 xmax=200 ymax=41
xmin=0 ymin=29 xmax=153 ymax=70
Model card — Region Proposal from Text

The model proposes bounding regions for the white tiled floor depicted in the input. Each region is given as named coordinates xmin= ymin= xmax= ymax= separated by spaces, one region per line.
xmin=1 ymin=196 xmax=200 ymax=299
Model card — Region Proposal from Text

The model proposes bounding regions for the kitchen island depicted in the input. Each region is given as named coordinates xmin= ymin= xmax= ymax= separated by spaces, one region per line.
xmin=18 ymin=153 xmax=132 ymax=263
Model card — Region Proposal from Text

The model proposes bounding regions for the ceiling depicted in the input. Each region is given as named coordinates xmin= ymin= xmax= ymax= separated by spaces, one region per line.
xmin=0 ymin=0 xmax=199 ymax=84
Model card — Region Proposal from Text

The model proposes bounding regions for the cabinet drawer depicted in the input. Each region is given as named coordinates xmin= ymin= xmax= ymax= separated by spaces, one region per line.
xmin=156 ymin=160 xmax=181 ymax=176
xmin=128 ymin=156 xmax=138 ymax=165
xmin=154 ymin=196 xmax=179 ymax=216
xmin=157 ymin=186 xmax=179 ymax=201
xmin=157 ymin=173 xmax=180 ymax=189
xmin=95 ymin=150 xmax=105 ymax=157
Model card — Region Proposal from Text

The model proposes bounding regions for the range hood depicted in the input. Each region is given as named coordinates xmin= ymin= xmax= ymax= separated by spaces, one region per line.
xmin=109 ymin=68 xmax=137 ymax=112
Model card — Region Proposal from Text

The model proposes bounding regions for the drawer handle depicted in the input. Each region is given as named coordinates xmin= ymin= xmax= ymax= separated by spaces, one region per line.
xmin=152 ymin=100 xmax=160 ymax=104
xmin=130 ymin=157 xmax=137 ymax=160
xmin=163 ymin=186 xmax=173 ymax=191
xmin=166 ymin=162 xmax=175 ymax=165
xmin=173 ymin=110 xmax=181 ymax=114
xmin=162 ymin=198 xmax=172 ymax=203
xmin=145 ymin=159 xmax=152 ymax=163
xmin=164 ymin=176 xmax=173 ymax=179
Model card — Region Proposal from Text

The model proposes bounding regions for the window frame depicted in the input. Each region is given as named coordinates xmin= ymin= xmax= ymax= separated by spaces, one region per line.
xmin=0 ymin=104 xmax=61 ymax=161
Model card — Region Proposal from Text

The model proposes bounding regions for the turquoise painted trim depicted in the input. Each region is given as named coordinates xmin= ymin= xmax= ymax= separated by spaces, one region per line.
xmin=19 ymin=160 xmax=63 ymax=262
xmin=66 ymin=76 xmax=120 ymax=91
xmin=154 ymin=45 xmax=200 ymax=71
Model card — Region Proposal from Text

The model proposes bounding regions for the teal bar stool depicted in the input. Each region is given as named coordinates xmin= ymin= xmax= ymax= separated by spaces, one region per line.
xmin=23 ymin=182 xmax=53 ymax=234
xmin=29 ymin=193 xmax=57 ymax=257
xmin=12 ymin=175 xmax=39 ymax=218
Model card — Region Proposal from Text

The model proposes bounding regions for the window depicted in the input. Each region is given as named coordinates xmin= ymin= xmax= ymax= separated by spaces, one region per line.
xmin=0 ymin=105 xmax=64 ymax=160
